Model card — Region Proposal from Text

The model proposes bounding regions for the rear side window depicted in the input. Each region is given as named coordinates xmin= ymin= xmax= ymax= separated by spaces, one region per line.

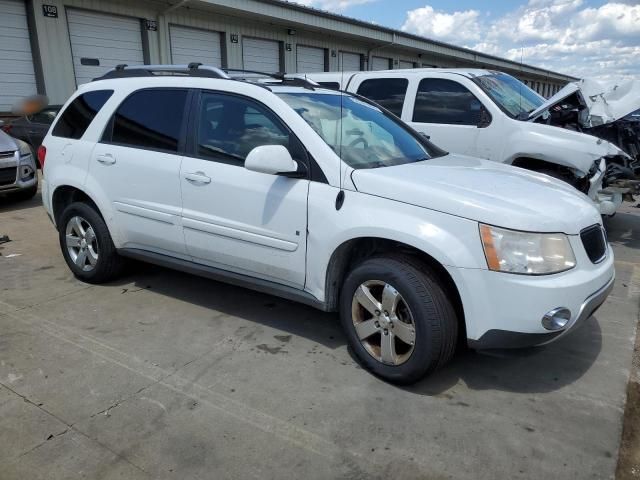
xmin=356 ymin=78 xmax=408 ymax=117
xmin=413 ymin=78 xmax=480 ymax=125
xmin=52 ymin=90 xmax=113 ymax=139
xmin=104 ymin=89 xmax=188 ymax=153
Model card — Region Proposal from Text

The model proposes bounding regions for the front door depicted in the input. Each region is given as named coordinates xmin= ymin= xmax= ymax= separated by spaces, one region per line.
xmin=180 ymin=90 xmax=309 ymax=287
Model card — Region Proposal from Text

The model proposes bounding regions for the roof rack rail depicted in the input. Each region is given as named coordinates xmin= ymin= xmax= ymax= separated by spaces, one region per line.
xmin=94 ymin=63 xmax=230 ymax=81
xmin=223 ymin=69 xmax=319 ymax=90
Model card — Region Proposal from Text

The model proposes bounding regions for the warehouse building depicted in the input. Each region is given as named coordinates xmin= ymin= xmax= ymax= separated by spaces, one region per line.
xmin=0 ymin=0 xmax=577 ymax=113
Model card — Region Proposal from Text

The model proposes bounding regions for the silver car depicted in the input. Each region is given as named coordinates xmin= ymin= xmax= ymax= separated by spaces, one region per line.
xmin=0 ymin=128 xmax=38 ymax=200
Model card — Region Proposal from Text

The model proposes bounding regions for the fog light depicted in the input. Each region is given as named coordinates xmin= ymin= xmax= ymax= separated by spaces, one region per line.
xmin=542 ymin=307 xmax=571 ymax=331
xmin=20 ymin=165 xmax=34 ymax=181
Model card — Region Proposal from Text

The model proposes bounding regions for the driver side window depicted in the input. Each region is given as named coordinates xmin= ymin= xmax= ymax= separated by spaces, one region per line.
xmin=413 ymin=78 xmax=482 ymax=125
xmin=197 ymin=92 xmax=303 ymax=165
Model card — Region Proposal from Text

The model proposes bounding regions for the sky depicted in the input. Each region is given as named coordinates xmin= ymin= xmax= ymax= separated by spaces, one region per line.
xmin=290 ymin=0 xmax=640 ymax=81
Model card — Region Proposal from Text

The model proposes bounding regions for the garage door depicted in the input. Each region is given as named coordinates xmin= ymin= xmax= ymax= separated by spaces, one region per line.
xmin=371 ymin=56 xmax=391 ymax=71
xmin=399 ymin=60 xmax=415 ymax=69
xmin=67 ymin=9 xmax=144 ymax=86
xmin=339 ymin=52 xmax=361 ymax=72
xmin=170 ymin=25 xmax=222 ymax=67
xmin=0 ymin=0 xmax=37 ymax=112
xmin=296 ymin=45 xmax=325 ymax=73
xmin=243 ymin=37 xmax=280 ymax=73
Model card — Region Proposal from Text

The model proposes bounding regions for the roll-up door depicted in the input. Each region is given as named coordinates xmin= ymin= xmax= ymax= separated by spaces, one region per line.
xmin=339 ymin=52 xmax=361 ymax=72
xmin=242 ymin=37 xmax=280 ymax=73
xmin=399 ymin=60 xmax=415 ymax=69
xmin=66 ymin=9 xmax=144 ymax=86
xmin=371 ymin=56 xmax=391 ymax=71
xmin=296 ymin=45 xmax=325 ymax=73
xmin=170 ymin=25 xmax=223 ymax=67
xmin=0 ymin=0 xmax=37 ymax=112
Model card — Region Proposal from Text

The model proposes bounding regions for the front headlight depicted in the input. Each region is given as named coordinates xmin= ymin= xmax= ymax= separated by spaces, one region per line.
xmin=480 ymin=224 xmax=576 ymax=275
xmin=18 ymin=141 xmax=32 ymax=159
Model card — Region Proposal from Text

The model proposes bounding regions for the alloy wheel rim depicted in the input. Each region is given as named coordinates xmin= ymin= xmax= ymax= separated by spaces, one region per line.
xmin=65 ymin=216 xmax=99 ymax=272
xmin=351 ymin=280 xmax=416 ymax=366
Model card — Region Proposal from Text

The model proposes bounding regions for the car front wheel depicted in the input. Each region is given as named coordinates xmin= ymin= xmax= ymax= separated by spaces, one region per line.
xmin=340 ymin=255 xmax=458 ymax=384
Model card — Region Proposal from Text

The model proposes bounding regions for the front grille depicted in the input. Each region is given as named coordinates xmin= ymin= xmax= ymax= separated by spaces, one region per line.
xmin=0 ymin=167 xmax=17 ymax=186
xmin=581 ymin=225 xmax=607 ymax=263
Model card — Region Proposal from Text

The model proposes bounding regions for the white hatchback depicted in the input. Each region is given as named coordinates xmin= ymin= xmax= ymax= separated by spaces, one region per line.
xmin=41 ymin=65 xmax=614 ymax=384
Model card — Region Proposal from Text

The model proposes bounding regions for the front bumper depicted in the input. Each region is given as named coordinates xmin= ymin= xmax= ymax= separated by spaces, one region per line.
xmin=0 ymin=151 xmax=37 ymax=194
xmin=448 ymin=235 xmax=615 ymax=349
xmin=468 ymin=274 xmax=614 ymax=349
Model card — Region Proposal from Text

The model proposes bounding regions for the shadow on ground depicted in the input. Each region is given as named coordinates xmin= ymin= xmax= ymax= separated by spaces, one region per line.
xmin=113 ymin=259 xmax=603 ymax=396
xmin=0 ymin=191 xmax=42 ymax=214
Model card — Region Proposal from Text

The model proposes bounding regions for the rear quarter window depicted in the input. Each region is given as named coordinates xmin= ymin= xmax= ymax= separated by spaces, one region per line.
xmin=52 ymin=90 xmax=113 ymax=139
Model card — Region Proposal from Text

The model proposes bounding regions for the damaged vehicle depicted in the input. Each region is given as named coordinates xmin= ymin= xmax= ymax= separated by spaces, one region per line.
xmin=528 ymin=78 xmax=640 ymax=201
xmin=301 ymin=69 xmax=636 ymax=215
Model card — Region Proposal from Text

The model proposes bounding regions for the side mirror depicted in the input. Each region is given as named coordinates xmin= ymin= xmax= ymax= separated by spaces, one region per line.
xmin=244 ymin=145 xmax=302 ymax=177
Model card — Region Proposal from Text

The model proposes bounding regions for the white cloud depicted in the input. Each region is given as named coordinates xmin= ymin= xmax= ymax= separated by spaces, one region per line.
xmin=400 ymin=6 xmax=482 ymax=42
xmin=289 ymin=0 xmax=376 ymax=12
xmin=401 ymin=1 xmax=640 ymax=81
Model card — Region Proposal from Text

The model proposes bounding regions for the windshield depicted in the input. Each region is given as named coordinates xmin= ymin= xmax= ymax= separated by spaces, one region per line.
xmin=276 ymin=92 xmax=444 ymax=169
xmin=473 ymin=73 xmax=544 ymax=119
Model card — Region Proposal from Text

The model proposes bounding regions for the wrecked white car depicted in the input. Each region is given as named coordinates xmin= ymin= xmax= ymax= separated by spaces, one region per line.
xmin=302 ymin=69 xmax=635 ymax=215
xmin=529 ymin=78 xmax=640 ymax=198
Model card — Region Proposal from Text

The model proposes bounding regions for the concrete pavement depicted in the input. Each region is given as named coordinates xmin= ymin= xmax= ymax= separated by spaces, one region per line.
xmin=1 ymin=191 xmax=639 ymax=479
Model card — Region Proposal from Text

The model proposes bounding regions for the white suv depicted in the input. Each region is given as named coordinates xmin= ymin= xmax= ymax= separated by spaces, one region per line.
xmin=302 ymin=69 xmax=633 ymax=215
xmin=41 ymin=65 xmax=614 ymax=384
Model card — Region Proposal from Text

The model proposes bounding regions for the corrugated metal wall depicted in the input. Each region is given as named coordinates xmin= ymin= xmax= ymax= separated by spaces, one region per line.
xmin=25 ymin=0 xmax=568 ymax=105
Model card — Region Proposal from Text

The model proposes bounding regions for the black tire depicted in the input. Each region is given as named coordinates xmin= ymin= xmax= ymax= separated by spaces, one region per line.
xmin=58 ymin=202 xmax=125 ymax=284
xmin=340 ymin=255 xmax=458 ymax=384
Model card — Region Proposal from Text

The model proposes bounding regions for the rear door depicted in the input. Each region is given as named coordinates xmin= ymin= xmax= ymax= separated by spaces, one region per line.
xmin=179 ymin=90 xmax=309 ymax=287
xmin=91 ymin=88 xmax=189 ymax=257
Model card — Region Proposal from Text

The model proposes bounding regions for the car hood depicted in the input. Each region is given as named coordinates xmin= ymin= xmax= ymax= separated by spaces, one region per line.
xmin=351 ymin=155 xmax=602 ymax=234
xmin=529 ymin=78 xmax=640 ymax=127
xmin=0 ymin=130 xmax=18 ymax=152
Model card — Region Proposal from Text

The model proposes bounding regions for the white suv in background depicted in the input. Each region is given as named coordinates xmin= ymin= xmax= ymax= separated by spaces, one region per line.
xmin=302 ymin=69 xmax=632 ymax=215
xmin=41 ymin=65 xmax=614 ymax=384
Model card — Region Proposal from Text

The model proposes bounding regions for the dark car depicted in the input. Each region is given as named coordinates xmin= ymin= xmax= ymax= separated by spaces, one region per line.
xmin=1 ymin=106 xmax=61 ymax=156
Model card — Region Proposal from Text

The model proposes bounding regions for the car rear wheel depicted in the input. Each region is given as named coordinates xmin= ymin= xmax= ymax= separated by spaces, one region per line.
xmin=58 ymin=202 xmax=125 ymax=283
xmin=340 ymin=255 xmax=458 ymax=384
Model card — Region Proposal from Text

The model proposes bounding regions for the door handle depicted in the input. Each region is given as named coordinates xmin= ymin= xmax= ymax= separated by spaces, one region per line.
xmin=97 ymin=154 xmax=116 ymax=165
xmin=184 ymin=171 xmax=211 ymax=185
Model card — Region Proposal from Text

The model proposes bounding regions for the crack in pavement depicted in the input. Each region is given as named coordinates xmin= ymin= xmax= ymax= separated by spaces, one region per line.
xmin=0 ymin=381 xmax=150 ymax=476
xmin=88 ymin=344 xmax=222 ymax=419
